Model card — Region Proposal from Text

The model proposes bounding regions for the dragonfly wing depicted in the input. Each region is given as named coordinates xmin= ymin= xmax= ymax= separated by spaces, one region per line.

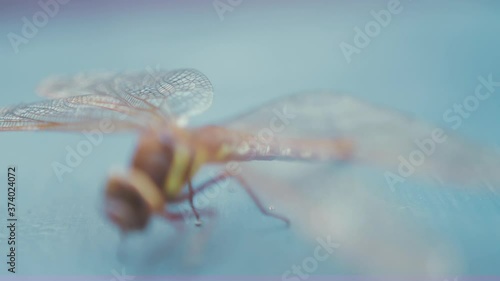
xmin=0 ymin=94 xmax=151 ymax=132
xmin=37 ymin=68 xmax=214 ymax=122
xmin=1 ymin=69 xmax=214 ymax=132
xmin=221 ymin=91 xmax=477 ymax=273
xmin=231 ymin=162 xmax=461 ymax=274
xmin=37 ymin=71 xmax=116 ymax=98
xmin=224 ymin=91 xmax=500 ymax=188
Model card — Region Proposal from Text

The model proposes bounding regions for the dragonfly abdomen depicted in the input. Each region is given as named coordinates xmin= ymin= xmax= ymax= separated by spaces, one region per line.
xmin=199 ymin=126 xmax=355 ymax=163
xmin=279 ymin=138 xmax=353 ymax=162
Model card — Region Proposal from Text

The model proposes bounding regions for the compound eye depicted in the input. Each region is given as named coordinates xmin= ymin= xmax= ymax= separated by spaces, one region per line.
xmin=104 ymin=175 xmax=151 ymax=232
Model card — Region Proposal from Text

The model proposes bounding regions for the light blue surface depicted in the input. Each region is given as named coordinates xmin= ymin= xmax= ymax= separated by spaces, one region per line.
xmin=1 ymin=0 xmax=500 ymax=277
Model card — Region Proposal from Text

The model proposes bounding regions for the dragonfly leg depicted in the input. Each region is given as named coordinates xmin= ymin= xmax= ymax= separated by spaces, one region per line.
xmin=171 ymin=173 xmax=290 ymax=226
xmin=160 ymin=208 xmax=216 ymax=224
xmin=172 ymin=172 xmax=290 ymax=226
xmin=170 ymin=172 xmax=232 ymax=203
xmin=188 ymin=180 xmax=202 ymax=226
xmin=233 ymin=175 xmax=291 ymax=227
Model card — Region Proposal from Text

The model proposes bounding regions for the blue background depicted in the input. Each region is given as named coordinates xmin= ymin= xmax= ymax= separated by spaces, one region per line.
xmin=1 ymin=0 xmax=500 ymax=277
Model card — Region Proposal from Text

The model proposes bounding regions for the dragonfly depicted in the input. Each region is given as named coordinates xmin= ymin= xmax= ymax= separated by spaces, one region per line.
xmin=1 ymin=68 xmax=499 ymax=235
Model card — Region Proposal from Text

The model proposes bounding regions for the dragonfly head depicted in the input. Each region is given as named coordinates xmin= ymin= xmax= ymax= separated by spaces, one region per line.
xmin=104 ymin=172 xmax=152 ymax=232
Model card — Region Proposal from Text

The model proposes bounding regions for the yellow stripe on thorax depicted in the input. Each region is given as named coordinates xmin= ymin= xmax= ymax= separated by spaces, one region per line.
xmin=163 ymin=136 xmax=234 ymax=198
xmin=164 ymin=144 xmax=191 ymax=198
xmin=190 ymin=147 xmax=209 ymax=177
xmin=164 ymin=144 xmax=210 ymax=199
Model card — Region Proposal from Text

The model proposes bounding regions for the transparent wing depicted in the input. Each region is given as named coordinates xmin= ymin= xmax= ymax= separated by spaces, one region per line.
xmin=220 ymin=91 xmax=499 ymax=274
xmin=224 ymin=91 xmax=500 ymax=188
xmin=0 ymin=94 xmax=148 ymax=132
xmin=229 ymin=163 xmax=462 ymax=274
xmin=37 ymin=71 xmax=116 ymax=98
xmin=37 ymin=68 xmax=213 ymax=121
xmin=0 ymin=69 xmax=214 ymax=132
